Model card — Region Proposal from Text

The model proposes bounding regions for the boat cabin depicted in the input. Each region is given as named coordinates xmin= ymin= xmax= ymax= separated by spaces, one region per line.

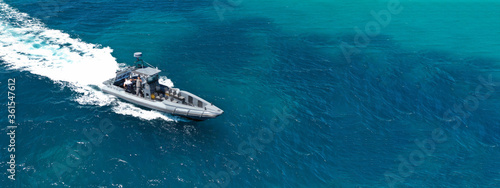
xmin=132 ymin=67 xmax=161 ymax=99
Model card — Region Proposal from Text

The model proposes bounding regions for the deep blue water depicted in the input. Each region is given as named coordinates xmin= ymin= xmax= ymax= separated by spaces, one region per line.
xmin=1 ymin=0 xmax=500 ymax=187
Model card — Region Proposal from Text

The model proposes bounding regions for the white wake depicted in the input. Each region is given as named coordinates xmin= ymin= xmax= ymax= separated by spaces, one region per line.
xmin=0 ymin=2 xmax=178 ymax=121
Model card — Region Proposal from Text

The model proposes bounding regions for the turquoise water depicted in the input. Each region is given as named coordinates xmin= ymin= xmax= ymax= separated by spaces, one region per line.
xmin=1 ymin=0 xmax=499 ymax=187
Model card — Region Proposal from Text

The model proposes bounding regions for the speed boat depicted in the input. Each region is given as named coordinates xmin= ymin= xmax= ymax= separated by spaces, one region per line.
xmin=101 ymin=52 xmax=223 ymax=120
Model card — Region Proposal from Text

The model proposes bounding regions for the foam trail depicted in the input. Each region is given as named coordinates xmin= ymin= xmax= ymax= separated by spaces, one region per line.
xmin=0 ymin=2 xmax=178 ymax=121
xmin=159 ymin=76 xmax=174 ymax=87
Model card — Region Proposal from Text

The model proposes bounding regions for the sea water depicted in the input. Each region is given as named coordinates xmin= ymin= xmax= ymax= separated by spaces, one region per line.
xmin=0 ymin=0 xmax=499 ymax=187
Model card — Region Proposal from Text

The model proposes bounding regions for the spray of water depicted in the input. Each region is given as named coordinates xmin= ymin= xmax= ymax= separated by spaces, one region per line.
xmin=0 ymin=2 xmax=179 ymax=121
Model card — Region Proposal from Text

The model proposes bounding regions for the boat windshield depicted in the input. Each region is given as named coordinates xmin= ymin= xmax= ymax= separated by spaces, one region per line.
xmin=147 ymin=74 xmax=159 ymax=83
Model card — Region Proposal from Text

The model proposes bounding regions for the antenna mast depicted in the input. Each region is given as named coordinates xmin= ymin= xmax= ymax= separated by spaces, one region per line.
xmin=134 ymin=52 xmax=144 ymax=68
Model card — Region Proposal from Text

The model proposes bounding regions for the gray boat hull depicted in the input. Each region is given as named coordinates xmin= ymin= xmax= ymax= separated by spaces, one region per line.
xmin=101 ymin=83 xmax=223 ymax=120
